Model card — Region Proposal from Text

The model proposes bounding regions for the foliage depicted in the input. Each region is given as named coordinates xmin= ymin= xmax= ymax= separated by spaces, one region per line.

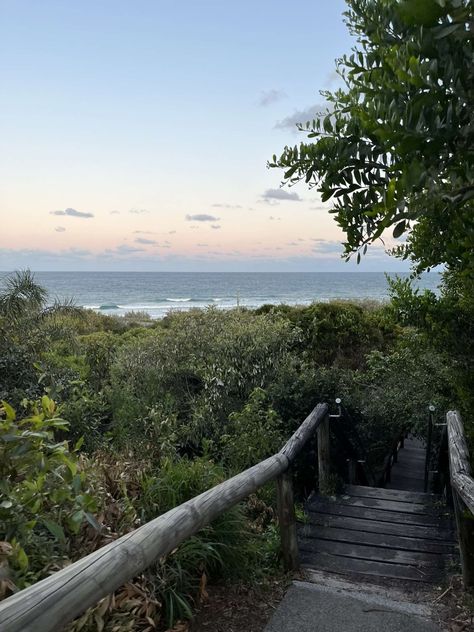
xmin=221 ymin=388 xmax=283 ymax=472
xmin=109 ymin=308 xmax=298 ymax=453
xmin=387 ymin=270 xmax=474 ymax=443
xmin=270 ymin=0 xmax=474 ymax=273
xmin=0 ymin=397 xmax=97 ymax=591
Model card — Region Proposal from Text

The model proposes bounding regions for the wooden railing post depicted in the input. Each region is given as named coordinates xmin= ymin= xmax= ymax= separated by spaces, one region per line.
xmin=276 ymin=468 xmax=299 ymax=571
xmin=453 ymin=493 xmax=474 ymax=587
xmin=317 ymin=410 xmax=331 ymax=493
xmin=347 ymin=459 xmax=357 ymax=484
xmin=424 ymin=405 xmax=434 ymax=493
xmin=447 ymin=410 xmax=474 ymax=588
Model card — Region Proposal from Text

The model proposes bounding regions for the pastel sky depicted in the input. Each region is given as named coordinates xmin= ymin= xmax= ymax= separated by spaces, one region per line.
xmin=1 ymin=0 xmax=409 ymax=272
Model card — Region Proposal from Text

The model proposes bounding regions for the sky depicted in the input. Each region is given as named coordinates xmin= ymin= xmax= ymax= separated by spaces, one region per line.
xmin=1 ymin=0 xmax=410 ymax=272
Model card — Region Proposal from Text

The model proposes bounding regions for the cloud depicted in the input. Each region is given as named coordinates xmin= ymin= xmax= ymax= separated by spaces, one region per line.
xmin=50 ymin=207 xmax=94 ymax=218
xmin=258 ymin=89 xmax=287 ymax=107
xmin=312 ymin=239 xmax=343 ymax=255
xmin=106 ymin=244 xmax=145 ymax=255
xmin=68 ymin=247 xmax=92 ymax=256
xmin=262 ymin=188 xmax=301 ymax=202
xmin=135 ymin=237 xmax=158 ymax=245
xmin=134 ymin=230 xmax=157 ymax=235
xmin=310 ymin=205 xmax=328 ymax=211
xmin=212 ymin=203 xmax=242 ymax=209
xmin=129 ymin=208 xmax=149 ymax=214
xmin=55 ymin=226 xmax=66 ymax=232
xmin=197 ymin=243 xmax=209 ymax=247
xmin=110 ymin=210 xmax=120 ymax=215
xmin=211 ymin=224 xmax=221 ymax=230
xmin=268 ymin=216 xmax=281 ymax=221
xmin=169 ymin=230 xmax=177 ymax=234
xmin=275 ymin=103 xmax=327 ymax=131
xmin=257 ymin=199 xmax=279 ymax=206
xmin=185 ymin=213 xmax=220 ymax=222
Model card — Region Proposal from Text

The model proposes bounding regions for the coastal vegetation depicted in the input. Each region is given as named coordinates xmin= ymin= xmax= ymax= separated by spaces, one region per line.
xmin=0 ymin=268 xmax=467 ymax=629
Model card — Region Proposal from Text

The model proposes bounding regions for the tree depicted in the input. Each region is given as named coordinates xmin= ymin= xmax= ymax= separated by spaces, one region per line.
xmin=270 ymin=0 xmax=474 ymax=273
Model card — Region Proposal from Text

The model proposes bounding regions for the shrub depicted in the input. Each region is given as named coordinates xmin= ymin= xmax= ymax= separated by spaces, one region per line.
xmin=0 ymin=397 xmax=97 ymax=591
xmin=221 ymin=388 xmax=283 ymax=472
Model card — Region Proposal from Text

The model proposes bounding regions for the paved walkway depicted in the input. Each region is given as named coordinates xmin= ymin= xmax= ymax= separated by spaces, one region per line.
xmin=264 ymin=574 xmax=441 ymax=632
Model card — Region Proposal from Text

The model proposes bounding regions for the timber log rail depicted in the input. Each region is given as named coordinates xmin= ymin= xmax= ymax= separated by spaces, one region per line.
xmin=440 ymin=410 xmax=474 ymax=586
xmin=0 ymin=403 xmax=330 ymax=632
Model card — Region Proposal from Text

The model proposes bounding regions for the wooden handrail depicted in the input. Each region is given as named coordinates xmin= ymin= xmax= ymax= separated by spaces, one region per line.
xmin=446 ymin=410 xmax=474 ymax=587
xmin=0 ymin=403 xmax=329 ymax=632
xmin=447 ymin=410 xmax=474 ymax=514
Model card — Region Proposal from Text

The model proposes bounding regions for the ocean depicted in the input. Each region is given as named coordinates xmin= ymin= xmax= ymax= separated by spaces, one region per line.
xmin=17 ymin=271 xmax=442 ymax=319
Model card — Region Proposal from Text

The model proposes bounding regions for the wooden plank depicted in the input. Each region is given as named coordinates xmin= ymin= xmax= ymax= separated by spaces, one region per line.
xmin=308 ymin=498 xmax=453 ymax=527
xmin=306 ymin=511 xmax=457 ymax=542
xmin=307 ymin=502 xmax=455 ymax=531
xmin=447 ymin=410 xmax=474 ymax=587
xmin=300 ymin=550 xmax=441 ymax=583
xmin=299 ymin=524 xmax=458 ymax=555
xmin=317 ymin=411 xmax=331 ymax=492
xmin=327 ymin=495 xmax=433 ymax=516
xmin=345 ymin=484 xmax=435 ymax=505
xmin=276 ymin=469 xmax=299 ymax=571
xmin=447 ymin=410 xmax=474 ymax=513
xmin=298 ymin=536 xmax=449 ymax=566
xmin=0 ymin=404 xmax=330 ymax=632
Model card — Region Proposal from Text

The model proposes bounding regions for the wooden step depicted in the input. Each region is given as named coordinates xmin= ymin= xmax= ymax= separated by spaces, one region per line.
xmin=299 ymin=523 xmax=458 ymax=555
xmin=306 ymin=510 xmax=456 ymax=542
xmin=298 ymin=535 xmax=452 ymax=567
xmin=307 ymin=498 xmax=454 ymax=528
xmin=345 ymin=484 xmax=436 ymax=505
xmin=300 ymin=550 xmax=443 ymax=583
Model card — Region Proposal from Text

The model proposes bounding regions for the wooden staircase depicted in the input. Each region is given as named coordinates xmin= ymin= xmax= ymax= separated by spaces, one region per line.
xmin=299 ymin=437 xmax=458 ymax=584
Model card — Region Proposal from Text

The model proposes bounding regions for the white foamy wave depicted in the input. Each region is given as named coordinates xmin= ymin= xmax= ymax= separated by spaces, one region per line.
xmin=166 ymin=297 xmax=192 ymax=302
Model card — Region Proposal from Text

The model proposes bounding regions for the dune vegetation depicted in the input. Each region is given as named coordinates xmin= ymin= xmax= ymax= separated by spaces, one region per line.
xmin=0 ymin=268 xmax=470 ymax=629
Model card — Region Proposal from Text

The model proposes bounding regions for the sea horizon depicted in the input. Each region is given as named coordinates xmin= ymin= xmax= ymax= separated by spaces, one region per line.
xmin=2 ymin=270 xmax=442 ymax=319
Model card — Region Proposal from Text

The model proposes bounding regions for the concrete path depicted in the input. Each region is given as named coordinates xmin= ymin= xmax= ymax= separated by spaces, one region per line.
xmin=264 ymin=573 xmax=441 ymax=631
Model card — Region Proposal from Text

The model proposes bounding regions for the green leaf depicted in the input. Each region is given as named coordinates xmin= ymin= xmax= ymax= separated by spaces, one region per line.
xmin=1 ymin=401 xmax=16 ymax=421
xmin=43 ymin=519 xmax=66 ymax=543
xmin=74 ymin=436 xmax=84 ymax=451
xmin=393 ymin=221 xmax=406 ymax=238
xmin=16 ymin=547 xmax=29 ymax=571
xmin=84 ymin=512 xmax=102 ymax=532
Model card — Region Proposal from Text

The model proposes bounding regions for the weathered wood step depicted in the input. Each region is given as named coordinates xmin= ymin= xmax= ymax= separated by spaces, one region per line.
xmin=319 ymin=494 xmax=437 ymax=516
xmin=300 ymin=550 xmax=443 ymax=583
xmin=299 ymin=535 xmax=452 ymax=566
xmin=299 ymin=523 xmax=457 ymax=555
xmin=345 ymin=484 xmax=436 ymax=504
xmin=306 ymin=509 xmax=456 ymax=542
xmin=307 ymin=499 xmax=454 ymax=528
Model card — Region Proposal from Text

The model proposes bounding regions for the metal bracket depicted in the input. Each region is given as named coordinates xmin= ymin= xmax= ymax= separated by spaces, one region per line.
xmin=329 ymin=397 xmax=342 ymax=419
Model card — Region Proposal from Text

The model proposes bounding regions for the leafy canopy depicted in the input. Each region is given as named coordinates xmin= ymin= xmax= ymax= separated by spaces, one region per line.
xmin=270 ymin=0 xmax=474 ymax=273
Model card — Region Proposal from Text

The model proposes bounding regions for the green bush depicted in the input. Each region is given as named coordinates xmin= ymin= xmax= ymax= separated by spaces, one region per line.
xmin=221 ymin=388 xmax=283 ymax=472
xmin=109 ymin=308 xmax=298 ymax=453
xmin=0 ymin=397 xmax=97 ymax=591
